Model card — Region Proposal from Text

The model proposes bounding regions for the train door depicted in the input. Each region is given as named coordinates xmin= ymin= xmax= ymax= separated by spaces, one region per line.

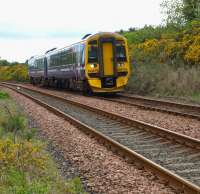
xmin=99 ymin=37 xmax=117 ymax=88
xmin=102 ymin=43 xmax=114 ymax=76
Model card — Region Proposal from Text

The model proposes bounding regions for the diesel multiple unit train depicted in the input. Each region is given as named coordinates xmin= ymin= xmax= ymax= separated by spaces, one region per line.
xmin=28 ymin=32 xmax=130 ymax=93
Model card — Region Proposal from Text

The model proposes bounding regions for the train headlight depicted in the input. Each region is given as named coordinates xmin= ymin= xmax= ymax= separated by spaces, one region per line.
xmin=117 ymin=63 xmax=125 ymax=67
xmin=90 ymin=64 xmax=97 ymax=68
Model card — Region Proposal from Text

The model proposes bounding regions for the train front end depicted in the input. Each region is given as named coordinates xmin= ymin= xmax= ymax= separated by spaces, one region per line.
xmin=85 ymin=32 xmax=130 ymax=93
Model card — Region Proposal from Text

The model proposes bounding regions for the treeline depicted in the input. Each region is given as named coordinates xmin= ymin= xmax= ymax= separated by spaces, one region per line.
xmin=123 ymin=21 xmax=200 ymax=66
xmin=120 ymin=0 xmax=200 ymax=100
xmin=0 ymin=60 xmax=28 ymax=81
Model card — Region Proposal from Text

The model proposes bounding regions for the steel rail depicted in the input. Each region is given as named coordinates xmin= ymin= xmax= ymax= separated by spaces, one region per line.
xmin=98 ymin=94 xmax=200 ymax=120
xmin=1 ymin=82 xmax=200 ymax=194
xmin=4 ymin=82 xmax=200 ymax=120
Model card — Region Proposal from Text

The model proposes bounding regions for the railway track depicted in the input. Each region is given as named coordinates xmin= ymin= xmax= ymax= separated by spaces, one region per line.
xmin=101 ymin=94 xmax=200 ymax=120
xmin=1 ymin=82 xmax=200 ymax=194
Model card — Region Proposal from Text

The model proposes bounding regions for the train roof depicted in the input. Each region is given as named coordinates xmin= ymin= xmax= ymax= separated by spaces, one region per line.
xmin=28 ymin=32 xmax=126 ymax=61
xmin=84 ymin=32 xmax=126 ymax=41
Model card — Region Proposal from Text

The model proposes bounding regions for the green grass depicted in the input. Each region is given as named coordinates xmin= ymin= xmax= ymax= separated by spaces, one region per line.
xmin=190 ymin=92 xmax=200 ymax=103
xmin=0 ymin=89 xmax=87 ymax=194
xmin=126 ymin=63 xmax=200 ymax=104
xmin=0 ymin=90 xmax=10 ymax=99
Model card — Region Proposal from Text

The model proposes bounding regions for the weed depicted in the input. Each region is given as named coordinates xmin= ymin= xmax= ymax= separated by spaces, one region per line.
xmin=127 ymin=63 xmax=200 ymax=102
xmin=65 ymin=177 xmax=87 ymax=194
xmin=0 ymin=90 xmax=9 ymax=99
xmin=0 ymin=93 xmax=87 ymax=194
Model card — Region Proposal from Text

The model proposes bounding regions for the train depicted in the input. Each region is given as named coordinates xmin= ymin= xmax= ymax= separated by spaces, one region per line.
xmin=28 ymin=32 xmax=130 ymax=94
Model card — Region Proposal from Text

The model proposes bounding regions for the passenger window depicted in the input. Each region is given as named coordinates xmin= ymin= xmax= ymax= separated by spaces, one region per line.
xmin=116 ymin=45 xmax=127 ymax=62
xmin=88 ymin=46 xmax=98 ymax=63
xmin=80 ymin=44 xmax=85 ymax=64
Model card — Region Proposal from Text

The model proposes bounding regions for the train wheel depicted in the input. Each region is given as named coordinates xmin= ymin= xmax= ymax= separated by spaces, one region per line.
xmin=41 ymin=78 xmax=49 ymax=87
xmin=82 ymin=81 xmax=93 ymax=96
xmin=30 ymin=77 xmax=33 ymax=84
xmin=31 ymin=77 xmax=36 ymax=85
xmin=65 ymin=80 xmax=70 ymax=89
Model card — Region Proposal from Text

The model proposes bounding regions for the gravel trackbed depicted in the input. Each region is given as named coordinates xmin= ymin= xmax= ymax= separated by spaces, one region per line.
xmin=4 ymin=87 xmax=177 ymax=194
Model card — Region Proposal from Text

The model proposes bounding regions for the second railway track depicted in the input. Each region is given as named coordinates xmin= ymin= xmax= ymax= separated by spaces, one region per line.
xmin=1 ymin=82 xmax=200 ymax=194
xmin=101 ymin=94 xmax=200 ymax=120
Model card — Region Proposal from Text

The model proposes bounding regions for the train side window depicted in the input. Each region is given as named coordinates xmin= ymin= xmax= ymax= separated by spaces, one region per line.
xmin=60 ymin=51 xmax=64 ymax=65
xmin=38 ymin=59 xmax=41 ymax=69
xmin=116 ymin=45 xmax=127 ymax=62
xmin=72 ymin=46 xmax=77 ymax=64
xmin=74 ymin=45 xmax=79 ymax=64
xmin=50 ymin=55 xmax=57 ymax=67
xmin=80 ymin=44 xmax=85 ymax=64
xmin=88 ymin=46 xmax=98 ymax=63
xmin=38 ymin=58 xmax=44 ymax=69
xmin=28 ymin=60 xmax=35 ymax=70
xmin=62 ymin=51 xmax=68 ymax=65
xmin=56 ymin=53 xmax=60 ymax=66
xmin=69 ymin=52 xmax=73 ymax=64
xmin=36 ymin=59 xmax=39 ymax=69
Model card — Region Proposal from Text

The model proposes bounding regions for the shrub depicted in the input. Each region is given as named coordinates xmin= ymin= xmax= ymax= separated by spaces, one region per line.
xmin=123 ymin=20 xmax=200 ymax=99
xmin=0 ymin=64 xmax=28 ymax=82
xmin=0 ymin=95 xmax=87 ymax=194
xmin=0 ymin=139 xmax=87 ymax=194
xmin=126 ymin=63 xmax=200 ymax=97
xmin=0 ymin=91 xmax=10 ymax=99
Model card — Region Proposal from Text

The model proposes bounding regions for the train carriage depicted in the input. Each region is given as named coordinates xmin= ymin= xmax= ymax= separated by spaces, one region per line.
xmin=28 ymin=32 xmax=130 ymax=93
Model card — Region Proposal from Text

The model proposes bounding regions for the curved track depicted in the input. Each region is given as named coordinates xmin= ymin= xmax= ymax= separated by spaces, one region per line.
xmin=1 ymin=82 xmax=200 ymax=194
xmin=101 ymin=94 xmax=200 ymax=120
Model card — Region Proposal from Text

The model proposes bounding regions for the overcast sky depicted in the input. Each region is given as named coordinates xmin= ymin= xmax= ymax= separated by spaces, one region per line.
xmin=0 ymin=0 xmax=163 ymax=62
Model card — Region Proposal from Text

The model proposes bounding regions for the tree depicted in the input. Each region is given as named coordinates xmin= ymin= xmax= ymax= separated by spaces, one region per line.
xmin=161 ymin=0 xmax=185 ymax=25
xmin=0 ymin=59 xmax=10 ymax=66
xmin=182 ymin=0 xmax=200 ymax=21
xmin=128 ymin=27 xmax=136 ymax=32
xmin=161 ymin=0 xmax=200 ymax=25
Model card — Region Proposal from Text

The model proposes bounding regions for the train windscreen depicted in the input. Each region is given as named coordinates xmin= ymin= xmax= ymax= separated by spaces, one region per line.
xmin=88 ymin=46 xmax=98 ymax=63
xmin=116 ymin=45 xmax=126 ymax=62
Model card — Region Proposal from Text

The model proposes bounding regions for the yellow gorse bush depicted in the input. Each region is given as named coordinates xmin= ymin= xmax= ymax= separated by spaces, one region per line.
xmin=185 ymin=44 xmax=200 ymax=64
xmin=130 ymin=22 xmax=200 ymax=66
xmin=0 ymin=139 xmax=47 ymax=173
xmin=184 ymin=34 xmax=200 ymax=64
xmin=138 ymin=39 xmax=160 ymax=54
xmin=0 ymin=64 xmax=28 ymax=81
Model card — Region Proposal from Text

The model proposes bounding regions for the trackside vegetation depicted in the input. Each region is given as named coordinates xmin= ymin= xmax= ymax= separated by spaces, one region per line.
xmin=0 ymin=61 xmax=28 ymax=82
xmin=120 ymin=0 xmax=200 ymax=101
xmin=0 ymin=89 xmax=87 ymax=194
xmin=122 ymin=21 xmax=200 ymax=99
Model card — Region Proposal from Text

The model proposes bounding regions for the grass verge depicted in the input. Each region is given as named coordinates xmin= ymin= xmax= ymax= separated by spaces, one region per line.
xmin=0 ymin=89 xmax=87 ymax=194
xmin=126 ymin=63 xmax=200 ymax=103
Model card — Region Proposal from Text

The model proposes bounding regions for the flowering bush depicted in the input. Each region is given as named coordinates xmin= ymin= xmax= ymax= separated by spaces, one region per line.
xmin=130 ymin=23 xmax=200 ymax=66
xmin=124 ymin=21 xmax=200 ymax=99
xmin=0 ymin=64 xmax=28 ymax=81
xmin=0 ymin=94 xmax=87 ymax=194
xmin=0 ymin=139 xmax=47 ymax=173
xmin=184 ymin=34 xmax=200 ymax=64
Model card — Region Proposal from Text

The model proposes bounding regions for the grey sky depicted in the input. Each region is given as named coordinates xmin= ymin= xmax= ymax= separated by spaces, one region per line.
xmin=0 ymin=0 xmax=163 ymax=62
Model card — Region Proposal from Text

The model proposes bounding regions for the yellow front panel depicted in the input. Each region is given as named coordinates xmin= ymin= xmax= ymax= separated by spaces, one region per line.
xmin=117 ymin=76 xmax=128 ymax=88
xmin=85 ymin=33 xmax=131 ymax=93
xmin=88 ymin=79 xmax=101 ymax=88
xmin=103 ymin=43 xmax=113 ymax=76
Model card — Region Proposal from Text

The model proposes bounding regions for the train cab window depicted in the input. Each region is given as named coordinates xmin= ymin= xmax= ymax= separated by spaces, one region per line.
xmin=89 ymin=40 xmax=97 ymax=45
xmin=116 ymin=45 xmax=127 ymax=62
xmin=88 ymin=46 xmax=98 ymax=63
